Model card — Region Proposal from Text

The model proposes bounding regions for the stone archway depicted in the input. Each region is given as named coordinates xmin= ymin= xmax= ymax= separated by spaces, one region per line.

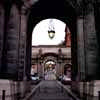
xmin=43 ymin=56 xmax=57 ymax=80
xmin=25 ymin=0 xmax=99 ymax=81
xmin=26 ymin=0 xmax=77 ymax=81
xmin=0 ymin=1 xmax=100 ymax=100
xmin=0 ymin=0 xmax=99 ymax=82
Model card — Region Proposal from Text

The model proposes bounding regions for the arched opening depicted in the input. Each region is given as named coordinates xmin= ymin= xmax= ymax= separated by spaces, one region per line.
xmin=26 ymin=0 xmax=77 ymax=81
xmin=44 ymin=60 xmax=56 ymax=80
xmin=30 ymin=17 xmax=72 ymax=81
xmin=0 ymin=1 xmax=100 ymax=100
xmin=32 ymin=18 xmax=66 ymax=46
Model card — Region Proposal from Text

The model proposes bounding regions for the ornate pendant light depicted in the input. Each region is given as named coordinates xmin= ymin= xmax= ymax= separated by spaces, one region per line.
xmin=48 ymin=19 xmax=55 ymax=39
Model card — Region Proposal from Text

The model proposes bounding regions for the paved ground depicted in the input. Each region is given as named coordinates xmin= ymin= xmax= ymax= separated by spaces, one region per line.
xmin=45 ymin=70 xmax=56 ymax=80
xmin=31 ymin=80 xmax=73 ymax=100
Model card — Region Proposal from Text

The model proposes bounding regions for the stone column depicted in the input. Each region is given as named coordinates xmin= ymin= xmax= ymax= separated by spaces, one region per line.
xmin=83 ymin=3 xmax=99 ymax=80
xmin=39 ymin=60 xmax=43 ymax=77
xmin=59 ymin=62 xmax=61 ymax=75
xmin=18 ymin=5 xmax=29 ymax=98
xmin=78 ymin=3 xmax=99 ymax=100
xmin=56 ymin=63 xmax=59 ymax=77
xmin=62 ymin=63 xmax=65 ymax=75
xmin=0 ymin=4 xmax=4 ymax=71
xmin=6 ymin=4 xmax=20 ymax=79
xmin=57 ymin=59 xmax=61 ymax=76
xmin=38 ymin=60 xmax=41 ymax=76
xmin=60 ymin=61 xmax=64 ymax=76
xmin=18 ymin=6 xmax=27 ymax=80
xmin=77 ymin=16 xmax=86 ymax=80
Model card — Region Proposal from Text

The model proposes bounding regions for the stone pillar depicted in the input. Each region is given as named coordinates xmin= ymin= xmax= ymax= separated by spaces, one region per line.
xmin=6 ymin=4 xmax=20 ymax=79
xmin=57 ymin=58 xmax=62 ymax=76
xmin=84 ymin=3 xmax=99 ymax=80
xmin=62 ymin=63 xmax=65 ymax=75
xmin=42 ymin=63 xmax=44 ymax=77
xmin=0 ymin=4 xmax=4 ymax=71
xmin=38 ymin=61 xmax=41 ymax=76
xmin=77 ymin=16 xmax=86 ymax=80
xmin=60 ymin=61 xmax=63 ymax=76
xmin=78 ymin=3 xmax=99 ymax=100
xmin=18 ymin=6 xmax=27 ymax=80
xmin=39 ymin=61 xmax=43 ymax=77
xmin=56 ymin=63 xmax=59 ymax=77
xmin=18 ymin=5 xmax=29 ymax=98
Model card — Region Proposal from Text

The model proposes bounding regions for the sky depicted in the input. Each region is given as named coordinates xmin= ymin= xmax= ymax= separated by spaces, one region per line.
xmin=32 ymin=19 xmax=66 ymax=46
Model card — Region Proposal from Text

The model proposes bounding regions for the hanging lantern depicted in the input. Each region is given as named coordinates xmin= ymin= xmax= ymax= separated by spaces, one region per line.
xmin=48 ymin=30 xmax=55 ymax=39
xmin=48 ymin=19 xmax=55 ymax=39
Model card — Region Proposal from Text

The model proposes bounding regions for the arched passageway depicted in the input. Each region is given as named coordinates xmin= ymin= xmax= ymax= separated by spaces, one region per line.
xmin=0 ymin=0 xmax=100 ymax=100
xmin=27 ymin=0 xmax=77 ymax=81
xmin=31 ymin=18 xmax=72 ymax=81
xmin=0 ymin=0 xmax=99 ymax=81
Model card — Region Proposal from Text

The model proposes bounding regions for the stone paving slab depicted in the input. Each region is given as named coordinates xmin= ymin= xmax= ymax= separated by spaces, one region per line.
xmin=31 ymin=80 xmax=73 ymax=100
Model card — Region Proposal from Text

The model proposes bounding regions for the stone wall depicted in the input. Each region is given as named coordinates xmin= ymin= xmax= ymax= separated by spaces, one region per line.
xmin=0 ymin=79 xmax=31 ymax=100
xmin=78 ymin=81 xmax=100 ymax=100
